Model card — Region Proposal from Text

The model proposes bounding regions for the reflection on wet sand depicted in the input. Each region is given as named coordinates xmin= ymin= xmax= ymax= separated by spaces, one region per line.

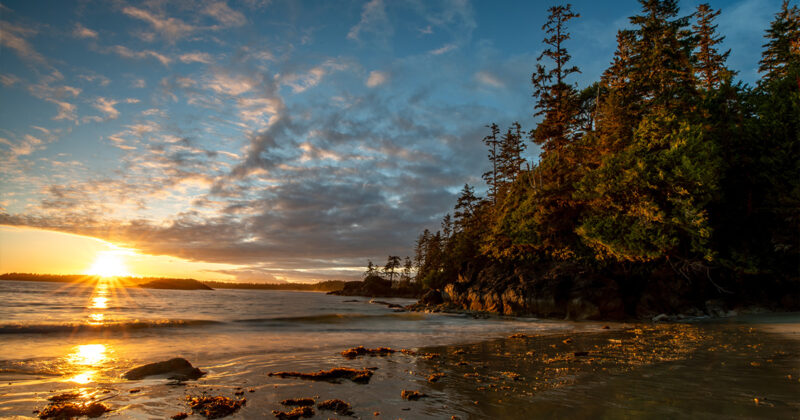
xmin=65 ymin=344 xmax=109 ymax=384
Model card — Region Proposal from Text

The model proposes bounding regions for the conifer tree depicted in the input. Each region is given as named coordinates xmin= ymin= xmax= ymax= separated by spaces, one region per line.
xmin=497 ymin=122 xmax=527 ymax=186
xmin=481 ymin=123 xmax=501 ymax=205
xmin=759 ymin=0 xmax=800 ymax=81
xmin=453 ymin=184 xmax=478 ymax=232
xmin=383 ymin=255 xmax=401 ymax=282
xmin=692 ymin=3 xmax=733 ymax=90
xmin=531 ymin=4 xmax=581 ymax=153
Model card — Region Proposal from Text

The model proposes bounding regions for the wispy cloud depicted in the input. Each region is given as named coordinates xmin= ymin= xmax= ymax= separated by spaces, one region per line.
xmin=121 ymin=6 xmax=197 ymax=42
xmin=73 ymin=23 xmax=98 ymax=39
xmin=0 ymin=22 xmax=47 ymax=65
xmin=347 ymin=0 xmax=392 ymax=43
xmin=474 ymin=70 xmax=504 ymax=88
xmin=110 ymin=45 xmax=171 ymax=66
xmin=203 ymin=1 xmax=246 ymax=27
xmin=429 ymin=43 xmax=457 ymax=55
xmin=179 ymin=52 xmax=214 ymax=64
xmin=366 ymin=70 xmax=388 ymax=87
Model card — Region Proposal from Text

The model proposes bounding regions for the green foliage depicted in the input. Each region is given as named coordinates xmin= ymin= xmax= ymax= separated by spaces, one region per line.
xmin=403 ymin=1 xmax=799 ymax=293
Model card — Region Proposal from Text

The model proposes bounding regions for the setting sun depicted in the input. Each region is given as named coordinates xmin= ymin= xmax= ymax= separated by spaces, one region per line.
xmin=86 ymin=252 xmax=131 ymax=278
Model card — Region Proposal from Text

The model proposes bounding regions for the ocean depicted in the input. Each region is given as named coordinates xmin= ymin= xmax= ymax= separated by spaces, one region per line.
xmin=1 ymin=279 xmax=798 ymax=419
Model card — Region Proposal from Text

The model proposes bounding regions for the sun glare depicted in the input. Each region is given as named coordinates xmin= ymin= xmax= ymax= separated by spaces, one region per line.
xmin=86 ymin=252 xmax=131 ymax=277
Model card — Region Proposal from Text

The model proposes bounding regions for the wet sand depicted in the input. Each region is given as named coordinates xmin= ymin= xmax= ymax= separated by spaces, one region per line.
xmin=3 ymin=315 xmax=798 ymax=419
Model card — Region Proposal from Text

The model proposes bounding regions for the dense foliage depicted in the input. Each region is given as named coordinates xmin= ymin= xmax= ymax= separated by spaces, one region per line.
xmin=406 ymin=0 xmax=800 ymax=297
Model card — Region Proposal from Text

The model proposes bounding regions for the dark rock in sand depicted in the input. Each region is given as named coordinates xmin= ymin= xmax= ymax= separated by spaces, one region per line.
xmin=123 ymin=358 xmax=205 ymax=380
xmin=171 ymin=413 xmax=189 ymax=420
xmin=317 ymin=399 xmax=354 ymax=416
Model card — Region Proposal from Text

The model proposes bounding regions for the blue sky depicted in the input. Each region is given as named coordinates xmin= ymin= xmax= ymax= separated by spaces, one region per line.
xmin=0 ymin=0 xmax=783 ymax=282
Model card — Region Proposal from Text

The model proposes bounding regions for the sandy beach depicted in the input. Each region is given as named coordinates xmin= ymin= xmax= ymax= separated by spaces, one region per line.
xmin=4 ymin=314 xmax=799 ymax=419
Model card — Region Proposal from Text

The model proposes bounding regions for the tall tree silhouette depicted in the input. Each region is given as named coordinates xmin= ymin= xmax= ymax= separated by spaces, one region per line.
xmin=758 ymin=0 xmax=800 ymax=81
xmin=693 ymin=3 xmax=733 ymax=90
xmin=531 ymin=4 xmax=581 ymax=153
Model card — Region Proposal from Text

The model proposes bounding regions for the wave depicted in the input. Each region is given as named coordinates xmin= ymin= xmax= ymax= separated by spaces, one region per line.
xmin=0 ymin=319 xmax=222 ymax=335
xmin=235 ymin=312 xmax=426 ymax=324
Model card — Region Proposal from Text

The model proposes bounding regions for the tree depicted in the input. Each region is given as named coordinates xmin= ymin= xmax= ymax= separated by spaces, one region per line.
xmin=497 ymin=122 xmax=527 ymax=187
xmin=758 ymin=0 xmax=800 ymax=81
xmin=402 ymin=256 xmax=413 ymax=282
xmin=441 ymin=213 xmax=453 ymax=240
xmin=692 ymin=3 xmax=733 ymax=90
xmin=531 ymin=4 xmax=581 ymax=153
xmin=383 ymin=256 xmax=401 ymax=282
xmin=364 ymin=260 xmax=378 ymax=278
xmin=481 ymin=123 xmax=501 ymax=205
xmin=413 ymin=229 xmax=431 ymax=274
xmin=453 ymin=184 xmax=478 ymax=232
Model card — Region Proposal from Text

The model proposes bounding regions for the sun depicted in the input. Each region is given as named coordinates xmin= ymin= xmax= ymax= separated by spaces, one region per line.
xmin=86 ymin=252 xmax=131 ymax=277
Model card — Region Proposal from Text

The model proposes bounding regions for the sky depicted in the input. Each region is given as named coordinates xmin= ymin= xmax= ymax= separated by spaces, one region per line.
xmin=0 ymin=0 xmax=783 ymax=282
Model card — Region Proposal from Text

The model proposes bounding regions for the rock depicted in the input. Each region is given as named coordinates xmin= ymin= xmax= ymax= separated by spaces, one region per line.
xmin=652 ymin=313 xmax=669 ymax=322
xmin=400 ymin=390 xmax=426 ymax=400
xmin=268 ymin=367 xmax=373 ymax=384
xmin=420 ymin=289 xmax=444 ymax=306
xmin=341 ymin=346 xmax=395 ymax=358
xmin=280 ymin=398 xmax=314 ymax=407
xmin=123 ymin=358 xmax=205 ymax=381
xmin=317 ymin=399 xmax=354 ymax=416
xmin=272 ymin=406 xmax=313 ymax=419
xmin=566 ymin=297 xmax=600 ymax=320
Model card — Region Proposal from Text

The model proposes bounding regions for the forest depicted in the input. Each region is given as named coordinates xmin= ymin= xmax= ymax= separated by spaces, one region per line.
xmin=371 ymin=0 xmax=799 ymax=317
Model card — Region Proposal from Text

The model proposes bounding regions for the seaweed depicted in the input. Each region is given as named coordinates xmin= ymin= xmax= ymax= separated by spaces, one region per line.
xmin=272 ymin=406 xmax=314 ymax=419
xmin=341 ymin=346 xmax=396 ymax=358
xmin=280 ymin=398 xmax=315 ymax=407
xmin=317 ymin=399 xmax=354 ymax=416
xmin=187 ymin=395 xmax=246 ymax=419
xmin=268 ymin=367 xmax=373 ymax=384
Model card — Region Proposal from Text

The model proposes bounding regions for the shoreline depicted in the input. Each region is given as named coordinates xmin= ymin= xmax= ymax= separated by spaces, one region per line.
xmin=4 ymin=314 xmax=799 ymax=419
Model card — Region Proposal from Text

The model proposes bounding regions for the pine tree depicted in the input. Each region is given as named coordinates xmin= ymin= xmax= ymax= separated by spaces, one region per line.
xmin=481 ymin=123 xmax=501 ymax=205
xmin=531 ymin=4 xmax=581 ymax=153
xmin=364 ymin=260 xmax=378 ymax=278
xmin=759 ymin=0 xmax=800 ymax=81
xmin=402 ymin=256 xmax=413 ymax=282
xmin=453 ymin=184 xmax=478 ymax=232
xmin=693 ymin=3 xmax=733 ymax=90
xmin=383 ymin=256 xmax=401 ymax=282
xmin=497 ymin=122 xmax=527 ymax=187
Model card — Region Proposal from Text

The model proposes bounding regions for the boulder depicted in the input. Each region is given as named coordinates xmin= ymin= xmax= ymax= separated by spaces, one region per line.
xmin=123 ymin=358 xmax=205 ymax=380
xmin=419 ymin=289 xmax=444 ymax=306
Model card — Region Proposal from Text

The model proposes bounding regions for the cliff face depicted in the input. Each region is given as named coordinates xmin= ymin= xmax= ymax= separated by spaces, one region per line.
xmin=430 ymin=262 xmax=800 ymax=320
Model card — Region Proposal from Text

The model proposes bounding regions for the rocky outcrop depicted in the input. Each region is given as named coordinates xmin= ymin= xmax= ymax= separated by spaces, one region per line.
xmin=328 ymin=275 xmax=420 ymax=298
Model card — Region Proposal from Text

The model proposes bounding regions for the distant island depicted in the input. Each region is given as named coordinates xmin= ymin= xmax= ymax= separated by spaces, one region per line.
xmin=0 ymin=273 xmax=346 ymax=292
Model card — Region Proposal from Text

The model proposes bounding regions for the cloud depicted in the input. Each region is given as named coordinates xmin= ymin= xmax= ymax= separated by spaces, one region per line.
xmin=347 ymin=0 xmax=392 ymax=43
xmin=0 ymin=74 xmax=20 ymax=87
xmin=0 ymin=22 xmax=47 ymax=65
xmin=122 ymin=6 xmax=197 ymax=42
xmin=46 ymin=98 xmax=77 ymax=121
xmin=73 ymin=23 xmax=98 ymax=39
xmin=93 ymin=97 xmax=120 ymax=119
xmin=203 ymin=1 xmax=246 ymax=27
xmin=429 ymin=43 xmax=457 ymax=55
xmin=366 ymin=70 xmax=388 ymax=87
xmin=179 ymin=52 xmax=214 ymax=64
xmin=418 ymin=25 xmax=433 ymax=35
xmin=474 ymin=70 xmax=504 ymax=88
xmin=207 ymin=72 xmax=256 ymax=96
xmin=111 ymin=45 xmax=171 ymax=66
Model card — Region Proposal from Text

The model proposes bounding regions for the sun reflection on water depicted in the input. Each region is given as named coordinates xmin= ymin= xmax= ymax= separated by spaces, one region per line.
xmin=65 ymin=344 xmax=111 ymax=384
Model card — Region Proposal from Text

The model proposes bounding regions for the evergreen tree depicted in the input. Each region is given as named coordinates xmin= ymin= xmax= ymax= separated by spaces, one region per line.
xmin=364 ymin=260 xmax=378 ymax=278
xmin=531 ymin=4 xmax=581 ymax=153
xmin=402 ymin=256 xmax=413 ymax=282
xmin=453 ymin=184 xmax=478 ymax=232
xmin=692 ymin=3 xmax=733 ymax=90
xmin=759 ymin=0 xmax=800 ymax=81
xmin=441 ymin=213 xmax=453 ymax=240
xmin=497 ymin=122 xmax=527 ymax=187
xmin=383 ymin=255 xmax=401 ymax=282
xmin=481 ymin=123 xmax=501 ymax=205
